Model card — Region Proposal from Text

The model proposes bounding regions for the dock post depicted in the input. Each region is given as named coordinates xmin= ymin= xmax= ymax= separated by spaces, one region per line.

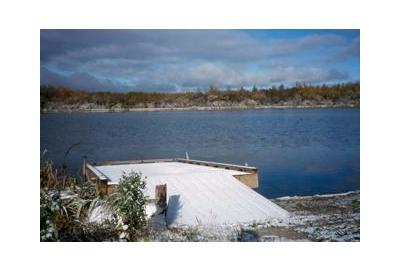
xmin=155 ymin=184 xmax=167 ymax=207
xmin=82 ymin=156 xmax=87 ymax=181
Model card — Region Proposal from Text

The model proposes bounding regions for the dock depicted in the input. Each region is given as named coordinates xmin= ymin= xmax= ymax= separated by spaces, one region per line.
xmin=85 ymin=158 xmax=289 ymax=226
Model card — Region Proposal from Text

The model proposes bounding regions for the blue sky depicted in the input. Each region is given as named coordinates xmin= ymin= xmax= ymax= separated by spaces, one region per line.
xmin=40 ymin=29 xmax=359 ymax=92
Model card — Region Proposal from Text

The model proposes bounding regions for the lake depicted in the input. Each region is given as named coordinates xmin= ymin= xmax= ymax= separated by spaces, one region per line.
xmin=40 ymin=108 xmax=360 ymax=198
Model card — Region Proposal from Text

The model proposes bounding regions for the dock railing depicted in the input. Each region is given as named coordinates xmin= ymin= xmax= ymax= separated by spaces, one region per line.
xmin=176 ymin=158 xmax=257 ymax=173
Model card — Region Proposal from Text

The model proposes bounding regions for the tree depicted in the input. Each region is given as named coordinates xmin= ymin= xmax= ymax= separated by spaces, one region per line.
xmin=207 ymin=84 xmax=219 ymax=93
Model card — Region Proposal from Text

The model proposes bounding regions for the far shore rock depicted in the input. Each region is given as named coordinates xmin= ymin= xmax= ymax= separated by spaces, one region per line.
xmin=41 ymin=102 xmax=360 ymax=113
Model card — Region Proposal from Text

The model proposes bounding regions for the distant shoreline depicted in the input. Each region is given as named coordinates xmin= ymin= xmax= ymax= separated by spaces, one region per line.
xmin=41 ymin=104 xmax=360 ymax=113
xmin=275 ymin=190 xmax=360 ymax=201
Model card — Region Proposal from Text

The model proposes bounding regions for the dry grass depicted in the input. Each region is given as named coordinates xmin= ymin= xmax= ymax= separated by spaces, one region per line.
xmin=40 ymin=160 xmax=78 ymax=190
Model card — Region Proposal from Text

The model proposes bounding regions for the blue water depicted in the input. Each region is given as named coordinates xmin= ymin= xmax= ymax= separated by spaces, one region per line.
xmin=40 ymin=108 xmax=360 ymax=198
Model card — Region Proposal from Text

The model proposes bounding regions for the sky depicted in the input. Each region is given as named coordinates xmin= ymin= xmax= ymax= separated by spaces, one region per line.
xmin=40 ymin=29 xmax=360 ymax=92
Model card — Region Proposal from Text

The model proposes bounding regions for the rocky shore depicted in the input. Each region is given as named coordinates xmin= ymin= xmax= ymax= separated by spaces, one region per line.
xmin=41 ymin=83 xmax=360 ymax=113
xmin=41 ymin=102 xmax=359 ymax=113
xmin=270 ymin=191 xmax=360 ymax=241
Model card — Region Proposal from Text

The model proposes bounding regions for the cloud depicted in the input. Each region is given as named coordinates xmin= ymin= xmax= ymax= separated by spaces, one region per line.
xmin=163 ymin=62 xmax=348 ymax=89
xmin=265 ymin=33 xmax=345 ymax=57
xmin=41 ymin=30 xmax=346 ymax=65
xmin=41 ymin=67 xmax=178 ymax=92
xmin=267 ymin=66 xmax=348 ymax=84
xmin=132 ymin=81 xmax=177 ymax=92
xmin=40 ymin=30 xmax=359 ymax=91
xmin=40 ymin=67 xmax=128 ymax=91
xmin=336 ymin=36 xmax=360 ymax=59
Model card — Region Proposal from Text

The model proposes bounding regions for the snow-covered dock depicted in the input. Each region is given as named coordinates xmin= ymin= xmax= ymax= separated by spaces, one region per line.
xmin=85 ymin=159 xmax=289 ymax=226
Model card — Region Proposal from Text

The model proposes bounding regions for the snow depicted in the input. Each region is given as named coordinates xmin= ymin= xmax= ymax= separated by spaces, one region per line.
xmin=95 ymin=162 xmax=249 ymax=183
xmin=145 ymin=203 xmax=157 ymax=218
xmin=93 ymin=162 xmax=289 ymax=226
xmin=87 ymin=198 xmax=113 ymax=223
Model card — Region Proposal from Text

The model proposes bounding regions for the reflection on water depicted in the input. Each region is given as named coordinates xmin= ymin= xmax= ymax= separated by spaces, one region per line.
xmin=41 ymin=108 xmax=360 ymax=198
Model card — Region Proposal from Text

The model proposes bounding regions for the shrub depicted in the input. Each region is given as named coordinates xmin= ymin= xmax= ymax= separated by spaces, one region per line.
xmin=110 ymin=171 xmax=148 ymax=239
xmin=40 ymin=190 xmax=60 ymax=241
xmin=40 ymin=161 xmax=124 ymax=241
xmin=77 ymin=181 xmax=97 ymax=200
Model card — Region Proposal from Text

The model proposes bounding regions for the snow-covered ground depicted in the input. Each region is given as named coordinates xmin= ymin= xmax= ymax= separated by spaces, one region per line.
xmin=148 ymin=191 xmax=360 ymax=242
xmin=82 ymin=188 xmax=360 ymax=242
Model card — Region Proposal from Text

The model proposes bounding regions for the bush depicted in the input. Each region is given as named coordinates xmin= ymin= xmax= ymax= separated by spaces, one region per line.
xmin=40 ymin=161 xmax=130 ymax=241
xmin=110 ymin=171 xmax=148 ymax=239
xmin=77 ymin=181 xmax=97 ymax=200
xmin=40 ymin=190 xmax=60 ymax=241
xmin=57 ymin=221 xmax=120 ymax=242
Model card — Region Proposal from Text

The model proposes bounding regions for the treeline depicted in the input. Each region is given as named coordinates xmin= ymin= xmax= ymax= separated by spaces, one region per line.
xmin=40 ymin=82 xmax=360 ymax=111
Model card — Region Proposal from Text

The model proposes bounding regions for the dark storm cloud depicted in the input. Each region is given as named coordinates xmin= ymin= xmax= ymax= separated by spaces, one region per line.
xmin=41 ymin=30 xmax=346 ymax=63
xmin=40 ymin=67 xmax=128 ymax=91
xmin=40 ymin=30 xmax=359 ymax=91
